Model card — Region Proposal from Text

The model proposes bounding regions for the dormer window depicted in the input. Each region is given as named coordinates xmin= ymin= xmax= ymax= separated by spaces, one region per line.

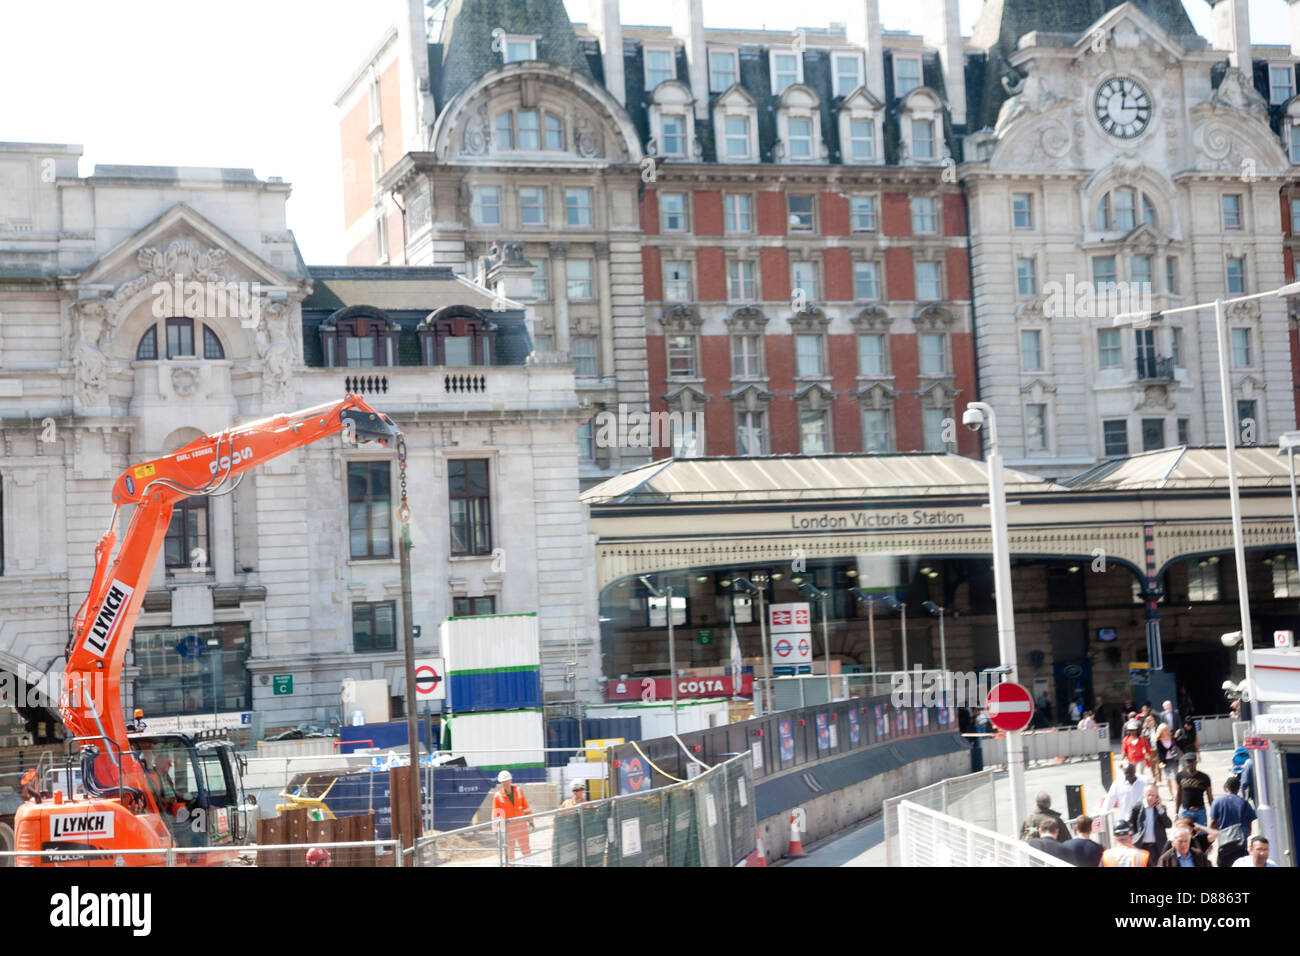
xmin=833 ymin=53 xmax=863 ymax=97
xmin=776 ymin=85 xmax=823 ymax=164
xmin=1270 ymin=63 xmax=1296 ymax=105
xmin=899 ymin=88 xmax=945 ymax=164
xmin=837 ymin=88 xmax=883 ymax=166
xmin=418 ymin=305 xmax=496 ymax=367
xmin=501 ymin=35 xmax=537 ymax=64
xmin=725 ymin=116 xmax=750 ymax=157
xmin=770 ymin=50 xmax=802 ymax=94
xmin=893 ymin=55 xmax=921 ymax=96
xmin=649 ymin=82 xmax=697 ymax=160
xmin=709 ymin=48 xmax=738 ymax=92
xmin=644 ymin=46 xmax=676 ymax=89
xmin=713 ymin=86 xmax=759 ymax=163
xmin=321 ymin=306 xmax=400 ymax=367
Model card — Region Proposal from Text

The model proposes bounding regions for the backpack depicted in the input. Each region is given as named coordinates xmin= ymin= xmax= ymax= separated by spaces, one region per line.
xmin=1231 ymin=747 xmax=1249 ymax=773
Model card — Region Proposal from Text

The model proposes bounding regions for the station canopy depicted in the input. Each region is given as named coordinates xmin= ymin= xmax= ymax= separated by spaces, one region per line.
xmin=1061 ymin=446 xmax=1298 ymax=491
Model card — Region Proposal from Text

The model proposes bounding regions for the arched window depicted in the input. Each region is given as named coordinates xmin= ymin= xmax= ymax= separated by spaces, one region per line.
xmin=203 ymin=326 xmax=225 ymax=360
xmin=135 ymin=322 xmax=226 ymax=360
xmin=1096 ymin=187 xmax=1157 ymax=230
xmin=137 ymin=326 xmax=158 ymax=360
xmin=417 ymin=305 xmax=496 ymax=366
xmin=320 ymin=306 xmax=400 ymax=367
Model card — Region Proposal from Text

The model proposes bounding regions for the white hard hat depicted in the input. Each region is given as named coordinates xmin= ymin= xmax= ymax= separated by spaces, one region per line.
xmin=571 ymin=779 xmax=586 ymax=791
xmin=497 ymin=770 xmax=512 ymax=782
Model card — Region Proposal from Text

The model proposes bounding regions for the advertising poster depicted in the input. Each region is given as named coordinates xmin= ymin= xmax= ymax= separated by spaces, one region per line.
xmin=848 ymin=708 xmax=860 ymax=745
xmin=779 ymin=718 xmax=795 ymax=762
xmin=815 ymin=712 xmax=829 ymax=751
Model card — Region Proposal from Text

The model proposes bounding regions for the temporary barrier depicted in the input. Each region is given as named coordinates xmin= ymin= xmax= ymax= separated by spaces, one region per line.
xmin=896 ymin=800 xmax=1073 ymax=867
xmin=976 ymin=726 xmax=1111 ymax=769
xmin=408 ymin=752 xmax=756 ymax=867
xmin=883 ymin=768 xmax=999 ymax=866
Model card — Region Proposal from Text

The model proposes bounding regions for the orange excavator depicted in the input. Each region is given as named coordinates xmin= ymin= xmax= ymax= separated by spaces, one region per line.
xmin=14 ymin=395 xmax=401 ymax=865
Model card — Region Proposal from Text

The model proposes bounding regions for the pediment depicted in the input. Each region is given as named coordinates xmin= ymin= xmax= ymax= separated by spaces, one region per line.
xmin=652 ymin=80 xmax=694 ymax=107
xmin=839 ymin=87 xmax=883 ymax=113
xmin=900 ymin=86 xmax=946 ymax=114
xmin=662 ymin=383 xmax=710 ymax=406
xmin=659 ymin=303 xmax=704 ymax=332
xmin=715 ymin=83 xmax=757 ymax=108
xmin=780 ymin=84 xmax=821 ymax=110
xmin=1069 ymin=4 xmax=1184 ymax=63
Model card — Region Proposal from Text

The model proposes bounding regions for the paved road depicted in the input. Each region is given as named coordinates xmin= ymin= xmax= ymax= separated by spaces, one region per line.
xmin=784 ymin=746 xmax=1236 ymax=867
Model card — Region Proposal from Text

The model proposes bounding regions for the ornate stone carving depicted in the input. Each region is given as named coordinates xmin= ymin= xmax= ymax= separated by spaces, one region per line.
xmin=69 ymin=298 xmax=110 ymax=411
xmin=1212 ymin=69 xmax=1267 ymax=120
xmin=850 ymin=305 xmax=893 ymax=331
xmin=856 ymin=381 xmax=898 ymax=409
xmin=255 ymin=299 xmax=296 ymax=406
xmin=726 ymin=306 xmax=769 ymax=333
xmin=462 ymin=102 xmax=491 ymax=155
xmin=1015 ymin=294 xmax=1051 ymax=324
xmin=660 ymin=304 xmax=703 ymax=332
xmin=171 ymin=366 xmax=201 ymax=397
xmin=788 ymin=307 xmax=829 ymax=333
xmin=574 ymin=113 xmax=604 ymax=158
xmin=914 ymin=304 xmax=957 ymax=330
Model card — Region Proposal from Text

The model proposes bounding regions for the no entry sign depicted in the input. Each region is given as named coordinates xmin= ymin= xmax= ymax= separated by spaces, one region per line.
xmin=986 ymin=681 xmax=1033 ymax=732
xmin=412 ymin=657 xmax=445 ymax=700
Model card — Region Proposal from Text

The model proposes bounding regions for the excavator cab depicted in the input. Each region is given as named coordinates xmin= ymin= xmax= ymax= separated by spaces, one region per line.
xmin=130 ymin=730 xmax=248 ymax=859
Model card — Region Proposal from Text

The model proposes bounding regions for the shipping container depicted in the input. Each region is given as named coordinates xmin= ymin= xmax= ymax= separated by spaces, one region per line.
xmin=443 ymin=709 xmax=545 ymax=770
xmin=441 ymin=612 xmax=540 ymax=672
xmin=448 ymin=666 xmax=542 ymax=712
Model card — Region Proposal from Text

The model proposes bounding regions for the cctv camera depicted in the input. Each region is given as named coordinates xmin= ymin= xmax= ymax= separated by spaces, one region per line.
xmin=1221 ymin=630 xmax=1242 ymax=648
xmin=962 ymin=407 xmax=985 ymax=432
xmin=1222 ymin=680 xmax=1235 ymax=692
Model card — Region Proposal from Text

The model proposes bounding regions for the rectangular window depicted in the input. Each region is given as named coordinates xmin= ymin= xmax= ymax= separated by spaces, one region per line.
xmin=1177 ymin=417 xmax=1189 ymax=446
xmin=672 ymin=415 xmax=701 ymax=458
xmin=915 ymin=261 xmax=941 ymax=301
xmin=1231 ymin=327 xmax=1251 ymax=367
xmin=787 ymin=117 xmax=813 ymax=159
xmin=862 ymin=409 xmax=891 ymax=452
xmin=1226 ymin=256 xmax=1245 ymax=294
xmin=516 ymin=110 xmax=540 ymax=149
xmin=799 ymin=409 xmax=829 ymax=454
xmin=519 ymin=186 xmax=546 ymax=225
xmin=577 ymin=421 xmax=594 ymax=461
xmin=1222 ymin=194 xmax=1242 ymax=229
xmin=791 ymin=260 xmax=819 ymax=301
xmin=1130 ymin=254 xmax=1152 ymax=288
xmin=853 ymin=261 xmax=880 ymax=300
xmin=1103 ymin=419 xmax=1129 ymax=457
xmin=795 ymin=333 xmax=824 ymax=377
xmin=1141 ymin=417 xmax=1166 ymax=451
xmin=731 ymin=334 xmax=763 ymax=378
xmin=1273 ymin=555 xmax=1300 ymax=598
xmin=1092 ymin=256 xmax=1117 ymax=288
xmin=910 ymin=196 xmax=936 ymax=234
xmin=545 ymin=114 xmax=564 ymax=150
xmin=787 ymin=194 xmax=814 ymax=232
xmin=660 ymin=115 xmax=685 ymax=156
xmin=1292 ymin=198 xmax=1300 ymax=235
xmin=453 ymin=596 xmax=497 ymax=617
xmin=1165 ymin=256 xmax=1179 ymax=294
xmin=1291 ymin=125 xmax=1300 ymax=164
xmin=850 ymin=196 xmax=877 ymax=232
xmin=648 ymin=593 xmax=688 ymax=628
xmin=894 ymin=55 xmax=921 ymax=95
xmin=353 ymin=601 xmax=397 ymax=653
xmin=771 ymin=51 xmax=801 ymax=93
xmin=573 ymin=336 xmax=598 ymax=377
xmin=918 ymin=332 xmax=946 ymax=374
xmin=922 ymin=408 xmax=949 ymax=451
xmin=664 ymin=260 xmax=693 ymax=301
xmin=1016 ymin=258 xmax=1036 ymax=296
xmin=736 ymin=410 xmax=767 ymax=456
xmin=166 ymin=317 xmax=195 ymax=359
xmin=659 ymin=192 xmax=688 ymax=232
xmin=1012 ymin=193 xmax=1033 ymax=228
xmin=1098 ymin=328 xmax=1122 ymax=369
xmin=858 ymin=333 xmax=886 ymax=375
xmin=1025 ymin=404 xmax=1048 ymax=451
xmin=495 ymin=113 xmax=513 ymax=149
xmin=345 ymin=335 xmax=375 ymax=367
xmin=1238 ymin=399 xmax=1258 ymax=437
xmin=667 ymin=335 xmax=697 ymax=377
xmin=848 ymin=119 xmax=874 ymax=161
xmin=566 ymin=259 xmax=594 ymax=299
xmin=1171 ymin=327 xmax=1183 ymax=367
xmin=449 ymin=459 xmax=492 ymax=556
xmin=724 ymin=115 xmax=751 ymax=159
xmin=504 ymin=38 xmax=536 ymax=63
xmin=709 ymin=49 xmax=738 ymax=92
xmin=1271 ymin=64 xmax=1295 ymax=105
xmin=833 ymin=52 xmax=863 ymax=96
xmin=1020 ymin=329 xmax=1042 ymax=371
xmin=164 ymin=497 xmax=209 ymax=569
xmin=444 ymin=335 xmax=472 ymax=367
xmin=1113 ymin=188 xmax=1136 ymax=231
xmin=911 ymin=119 xmax=935 ymax=160
xmin=133 ymin=623 xmax=251 ymax=717
xmin=1135 ymin=327 xmax=1157 ymax=380
xmin=727 ymin=260 xmax=756 ymax=300
xmin=1187 ymin=560 xmax=1220 ymax=602
xmin=565 ymin=188 xmax=593 ymax=226
xmin=724 ymin=193 xmax=752 ymax=232
xmin=531 ymin=261 xmax=549 ymax=299
xmin=645 ymin=48 xmax=675 ymax=89
xmin=347 ymin=462 xmax=392 ymax=559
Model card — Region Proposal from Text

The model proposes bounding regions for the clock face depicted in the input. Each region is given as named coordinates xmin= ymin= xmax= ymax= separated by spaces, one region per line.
xmin=1095 ymin=76 xmax=1152 ymax=139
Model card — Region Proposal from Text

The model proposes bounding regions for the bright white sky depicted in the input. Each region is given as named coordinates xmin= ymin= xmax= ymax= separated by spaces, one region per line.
xmin=0 ymin=1 xmax=1286 ymax=263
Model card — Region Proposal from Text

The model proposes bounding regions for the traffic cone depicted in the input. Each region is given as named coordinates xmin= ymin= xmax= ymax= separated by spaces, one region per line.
xmin=743 ymin=830 xmax=768 ymax=867
xmin=786 ymin=810 xmax=806 ymax=858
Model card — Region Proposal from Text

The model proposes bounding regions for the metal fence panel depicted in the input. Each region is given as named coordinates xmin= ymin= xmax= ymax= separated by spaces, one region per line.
xmin=883 ymin=768 xmax=998 ymax=867
xmin=897 ymin=800 xmax=1072 ymax=868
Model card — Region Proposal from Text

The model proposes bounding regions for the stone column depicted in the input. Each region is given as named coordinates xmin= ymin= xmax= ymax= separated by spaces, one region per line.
xmin=549 ymin=241 xmax=571 ymax=354
xmin=212 ymin=492 xmax=235 ymax=585
xmin=595 ymin=240 xmax=614 ymax=381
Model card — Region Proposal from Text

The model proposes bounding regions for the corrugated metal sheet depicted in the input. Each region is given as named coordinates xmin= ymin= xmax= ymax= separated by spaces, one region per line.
xmin=545 ymin=716 xmax=643 ymax=765
xmin=441 ymin=613 xmax=540 ymax=672
xmin=448 ymin=668 xmax=542 ymax=712
xmin=446 ymin=710 xmax=545 ymax=769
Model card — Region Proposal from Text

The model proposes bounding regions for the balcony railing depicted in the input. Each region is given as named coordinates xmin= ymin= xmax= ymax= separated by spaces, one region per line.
xmin=1136 ymin=355 xmax=1175 ymax=381
xmin=344 ymin=374 xmax=389 ymax=395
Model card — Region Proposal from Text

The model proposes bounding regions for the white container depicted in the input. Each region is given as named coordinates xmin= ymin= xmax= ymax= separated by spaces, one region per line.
xmin=446 ymin=709 xmax=545 ymax=768
xmin=340 ymin=678 xmax=389 ymax=725
xmin=584 ymin=700 xmax=729 ymax=739
xmin=441 ymin=612 xmax=540 ymax=673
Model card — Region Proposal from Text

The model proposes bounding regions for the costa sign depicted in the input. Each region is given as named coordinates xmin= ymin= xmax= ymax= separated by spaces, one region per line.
xmin=604 ymin=675 xmax=754 ymax=702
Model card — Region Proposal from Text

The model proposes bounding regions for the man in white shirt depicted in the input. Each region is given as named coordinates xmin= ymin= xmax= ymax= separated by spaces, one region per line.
xmin=1160 ymin=700 xmax=1179 ymax=734
xmin=1099 ymin=762 xmax=1144 ymax=822
xmin=1232 ymin=834 xmax=1279 ymax=867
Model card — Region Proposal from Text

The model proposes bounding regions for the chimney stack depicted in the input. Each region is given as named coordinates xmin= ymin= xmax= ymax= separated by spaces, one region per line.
xmin=923 ymin=0 xmax=966 ymax=127
xmin=1206 ymin=0 xmax=1252 ymax=71
xmin=847 ymin=0 xmax=885 ymax=101
xmin=589 ymin=0 xmax=626 ymax=106
xmin=1288 ymin=0 xmax=1300 ymax=57
xmin=672 ymin=0 xmax=709 ymax=120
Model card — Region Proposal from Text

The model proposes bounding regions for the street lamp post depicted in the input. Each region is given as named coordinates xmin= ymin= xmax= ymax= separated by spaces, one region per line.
xmin=923 ymin=601 xmax=947 ymax=704
xmin=1278 ymin=433 xmax=1300 ymax=577
xmin=735 ymin=575 xmax=772 ymax=715
xmin=799 ymin=583 xmax=834 ymax=704
xmin=963 ymin=401 xmax=1026 ymax=838
xmin=641 ymin=576 xmax=678 ymax=735
xmin=1116 ymin=279 xmax=1300 ymax=861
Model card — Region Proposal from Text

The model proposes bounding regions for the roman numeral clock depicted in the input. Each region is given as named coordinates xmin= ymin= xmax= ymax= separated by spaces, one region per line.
xmin=1095 ymin=76 xmax=1151 ymax=139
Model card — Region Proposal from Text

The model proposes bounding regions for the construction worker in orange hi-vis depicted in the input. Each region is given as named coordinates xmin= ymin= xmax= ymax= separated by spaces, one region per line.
xmin=1100 ymin=820 xmax=1150 ymax=867
xmin=492 ymin=770 xmax=532 ymax=861
xmin=560 ymin=779 xmax=587 ymax=810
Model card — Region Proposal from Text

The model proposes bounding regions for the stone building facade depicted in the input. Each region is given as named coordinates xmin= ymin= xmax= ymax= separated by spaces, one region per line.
xmin=0 ymin=144 xmax=598 ymax=736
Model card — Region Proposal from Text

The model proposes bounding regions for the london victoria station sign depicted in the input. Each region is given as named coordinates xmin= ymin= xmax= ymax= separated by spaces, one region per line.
xmin=787 ymin=508 xmax=974 ymax=531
